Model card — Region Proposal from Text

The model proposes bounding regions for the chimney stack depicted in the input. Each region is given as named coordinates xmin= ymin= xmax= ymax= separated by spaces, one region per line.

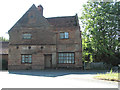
xmin=38 ymin=5 xmax=43 ymax=16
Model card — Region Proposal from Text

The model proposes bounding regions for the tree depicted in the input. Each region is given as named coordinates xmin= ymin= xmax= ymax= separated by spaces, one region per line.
xmin=0 ymin=37 xmax=9 ymax=42
xmin=80 ymin=1 xmax=120 ymax=66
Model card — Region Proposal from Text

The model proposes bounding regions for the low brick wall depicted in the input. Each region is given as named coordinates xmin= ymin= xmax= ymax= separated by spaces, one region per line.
xmin=84 ymin=62 xmax=112 ymax=70
xmin=8 ymin=65 xmax=44 ymax=70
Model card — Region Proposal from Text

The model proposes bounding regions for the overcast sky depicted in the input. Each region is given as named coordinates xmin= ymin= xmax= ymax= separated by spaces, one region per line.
xmin=0 ymin=0 xmax=88 ymax=39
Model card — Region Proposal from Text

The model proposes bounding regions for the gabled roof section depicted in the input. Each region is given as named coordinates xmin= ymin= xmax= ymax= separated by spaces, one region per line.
xmin=9 ymin=4 xmax=50 ymax=32
xmin=46 ymin=14 xmax=79 ymax=27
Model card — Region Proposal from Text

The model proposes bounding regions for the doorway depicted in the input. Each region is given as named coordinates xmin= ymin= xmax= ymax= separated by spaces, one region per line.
xmin=44 ymin=54 xmax=52 ymax=68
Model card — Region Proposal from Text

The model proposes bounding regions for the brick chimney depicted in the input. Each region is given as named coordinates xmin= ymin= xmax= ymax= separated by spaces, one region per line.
xmin=38 ymin=5 xmax=43 ymax=16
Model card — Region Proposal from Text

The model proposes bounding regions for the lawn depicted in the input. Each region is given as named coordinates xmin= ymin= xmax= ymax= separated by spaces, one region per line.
xmin=94 ymin=72 xmax=120 ymax=82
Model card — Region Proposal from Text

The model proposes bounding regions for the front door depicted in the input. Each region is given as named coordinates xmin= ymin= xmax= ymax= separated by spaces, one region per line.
xmin=44 ymin=54 xmax=52 ymax=68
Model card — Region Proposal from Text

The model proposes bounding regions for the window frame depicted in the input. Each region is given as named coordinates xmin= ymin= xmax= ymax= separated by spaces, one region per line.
xmin=21 ymin=54 xmax=32 ymax=64
xmin=22 ymin=33 xmax=32 ymax=39
xmin=60 ymin=32 xmax=69 ymax=39
xmin=58 ymin=52 xmax=75 ymax=64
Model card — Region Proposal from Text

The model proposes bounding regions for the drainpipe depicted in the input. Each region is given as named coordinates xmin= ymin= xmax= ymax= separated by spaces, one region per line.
xmin=55 ymin=32 xmax=58 ymax=69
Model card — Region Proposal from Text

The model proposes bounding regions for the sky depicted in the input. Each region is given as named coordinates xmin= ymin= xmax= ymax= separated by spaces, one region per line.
xmin=0 ymin=0 xmax=88 ymax=39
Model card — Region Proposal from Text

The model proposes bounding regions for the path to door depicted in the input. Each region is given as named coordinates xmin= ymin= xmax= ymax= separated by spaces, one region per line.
xmin=0 ymin=70 xmax=118 ymax=88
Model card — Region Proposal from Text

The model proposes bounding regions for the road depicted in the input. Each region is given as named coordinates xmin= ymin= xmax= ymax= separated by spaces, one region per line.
xmin=0 ymin=70 xmax=118 ymax=88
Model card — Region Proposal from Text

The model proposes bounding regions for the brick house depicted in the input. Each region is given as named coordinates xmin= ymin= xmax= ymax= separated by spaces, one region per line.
xmin=8 ymin=4 xmax=82 ymax=70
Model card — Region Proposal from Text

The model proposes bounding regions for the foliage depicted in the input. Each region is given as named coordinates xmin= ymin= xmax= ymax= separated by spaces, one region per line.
xmin=0 ymin=37 xmax=9 ymax=42
xmin=80 ymin=1 xmax=120 ymax=66
xmin=110 ymin=68 xmax=113 ymax=74
xmin=94 ymin=72 xmax=119 ymax=82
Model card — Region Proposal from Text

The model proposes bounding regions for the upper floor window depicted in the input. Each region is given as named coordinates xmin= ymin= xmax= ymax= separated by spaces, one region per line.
xmin=22 ymin=33 xmax=32 ymax=39
xmin=60 ymin=32 xmax=69 ymax=39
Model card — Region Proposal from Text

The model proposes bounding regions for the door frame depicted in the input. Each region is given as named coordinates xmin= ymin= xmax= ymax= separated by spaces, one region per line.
xmin=44 ymin=54 xmax=52 ymax=68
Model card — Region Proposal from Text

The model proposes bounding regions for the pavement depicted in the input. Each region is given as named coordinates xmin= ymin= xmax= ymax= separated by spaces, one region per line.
xmin=0 ymin=70 xmax=119 ymax=89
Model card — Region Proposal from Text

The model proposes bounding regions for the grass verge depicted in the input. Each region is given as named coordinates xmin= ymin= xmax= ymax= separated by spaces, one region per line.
xmin=94 ymin=72 xmax=120 ymax=82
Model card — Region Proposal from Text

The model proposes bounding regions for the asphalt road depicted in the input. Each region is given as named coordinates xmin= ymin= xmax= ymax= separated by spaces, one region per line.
xmin=0 ymin=70 xmax=118 ymax=88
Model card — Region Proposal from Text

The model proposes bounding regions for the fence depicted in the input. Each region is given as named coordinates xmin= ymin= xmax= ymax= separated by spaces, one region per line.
xmin=84 ymin=62 xmax=112 ymax=70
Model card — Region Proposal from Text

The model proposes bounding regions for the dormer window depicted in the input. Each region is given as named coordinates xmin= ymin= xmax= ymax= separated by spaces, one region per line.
xmin=22 ymin=33 xmax=32 ymax=39
xmin=60 ymin=32 xmax=69 ymax=39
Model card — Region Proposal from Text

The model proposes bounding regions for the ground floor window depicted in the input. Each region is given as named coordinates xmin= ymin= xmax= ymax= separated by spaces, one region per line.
xmin=58 ymin=52 xmax=75 ymax=64
xmin=21 ymin=54 xmax=32 ymax=64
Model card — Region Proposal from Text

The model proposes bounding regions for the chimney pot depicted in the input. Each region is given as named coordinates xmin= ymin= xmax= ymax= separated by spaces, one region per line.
xmin=38 ymin=5 xmax=43 ymax=16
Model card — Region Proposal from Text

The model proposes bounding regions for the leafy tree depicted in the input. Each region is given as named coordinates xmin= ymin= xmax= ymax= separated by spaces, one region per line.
xmin=0 ymin=37 xmax=9 ymax=42
xmin=80 ymin=1 xmax=120 ymax=66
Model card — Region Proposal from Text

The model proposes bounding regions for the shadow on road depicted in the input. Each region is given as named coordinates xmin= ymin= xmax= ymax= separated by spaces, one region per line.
xmin=8 ymin=69 xmax=109 ymax=77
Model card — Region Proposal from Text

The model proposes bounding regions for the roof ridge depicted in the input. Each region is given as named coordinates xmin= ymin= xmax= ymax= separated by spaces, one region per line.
xmin=46 ymin=15 xmax=75 ymax=19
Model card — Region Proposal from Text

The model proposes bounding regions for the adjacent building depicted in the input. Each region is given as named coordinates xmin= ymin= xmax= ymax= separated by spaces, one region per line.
xmin=0 ymin=42 xmax=9 ymax=70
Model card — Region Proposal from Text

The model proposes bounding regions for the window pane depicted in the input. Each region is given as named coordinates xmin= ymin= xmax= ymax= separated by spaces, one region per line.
xmin=25 ymin=55 xmax=28 ymax=57
xmin=69 ymin=60 xmax=72 ymax=63
xmin=66 ymin=53 xmax=69 ymax=56
xmin=58 ymin=53 xmax=74 ymax=64
xmin=72 ymin=60 xmax=74 ymax=63
xmin=29 ymin=58 xmax=32 ymax=61
xmin=59 ymin=60 xmax=61 ymax=63
xmin=22 ymin=60 xmax=25 ymax=63
xmin=64 ymin=56 xmax=67 ymax=60
xmin=61 ymin=57 xmax=63 ymax=60
xmin=65 ymin=32 xmax=69 ymax=38
xmin=66 ymin=57 xmax=68 ymax=60
xmin=29 ymin=60 xmax=32 ymax=63
xmin=67 ymin=59 xmax=69 ymax=63
xmin=65 ymin=53 xmax=67 ymax=56
xmin=60 ymin=32 xmax=69 ymax=39
xmin=59 ymin=57 xmax=61 ymax=59
xmin=72 ymin=53 xmax=74 ymax=56
xmin=61 ymin=59 xmax=64 ymax=63
xmin=72 ymin=57 xmax=74 ymax=59
xmin=61 ymin=53 xmax=63 ymax=56
xmin=60 ymin=33 xmax=64 ymax=39
xmin=21 ymin=55 xmax=32 ymax=64
xmin=23 ymin=34 xmax=31 ymax=39
xmin=25 ymin=58 xmax=28 ymax=62
xmin=22 ymin=58 xmax=24 ymax=61
xmin=69 ymin=54 xmax=71 ymax=56
xmin=58 ymin=53 xmax=61 ymax=56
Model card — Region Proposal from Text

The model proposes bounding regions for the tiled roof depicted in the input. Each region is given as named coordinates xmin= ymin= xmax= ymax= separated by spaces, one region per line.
xmin=9 ymin=4 xmax=50 ymax=32
xmin=46 ymin=15 xmax=78 ymax=27
xmin=9 ymin=4 xmax=79 ymax=33
xmin=0 ymin=42 xmax=9 ymax=54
